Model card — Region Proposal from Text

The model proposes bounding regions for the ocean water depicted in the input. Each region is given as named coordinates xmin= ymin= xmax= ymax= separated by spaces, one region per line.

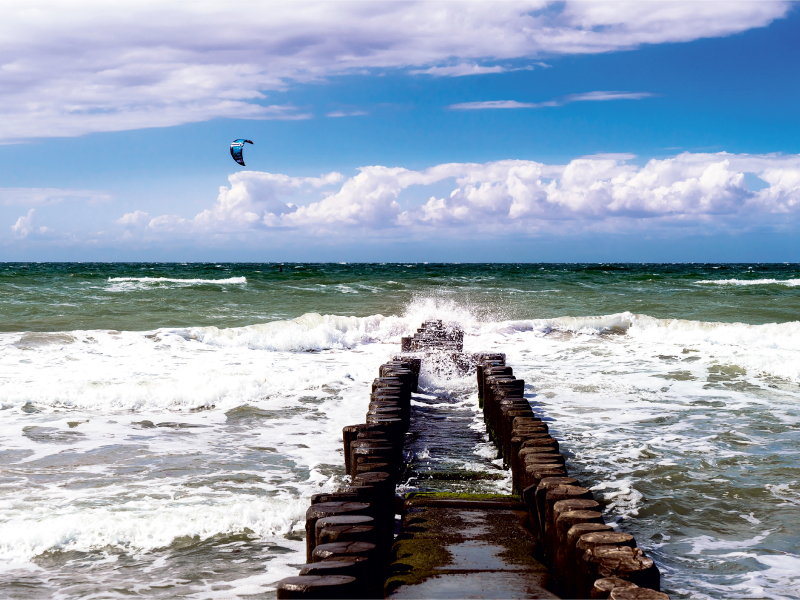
xmin=1 ymin=262 xmax=799 ymax=599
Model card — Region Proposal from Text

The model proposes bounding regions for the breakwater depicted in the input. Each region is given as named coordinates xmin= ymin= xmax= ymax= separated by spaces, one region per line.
xmin=276 ymin=320 xmax=670 ymax=599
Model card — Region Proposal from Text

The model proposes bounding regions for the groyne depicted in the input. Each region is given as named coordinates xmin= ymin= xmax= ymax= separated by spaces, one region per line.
xmin=276 ymin=320 xmax=669 ymax=599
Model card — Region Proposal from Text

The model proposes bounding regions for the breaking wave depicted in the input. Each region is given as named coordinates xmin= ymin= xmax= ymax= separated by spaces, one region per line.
xmin=697 ymin=278 xmax=800 ymax=287
xmin=107 ymin=276 xmax=247 ymax=285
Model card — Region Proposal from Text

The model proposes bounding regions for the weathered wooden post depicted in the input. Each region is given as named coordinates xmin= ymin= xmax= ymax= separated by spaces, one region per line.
xmin=276 ymin=575 xmax=357 ymax=599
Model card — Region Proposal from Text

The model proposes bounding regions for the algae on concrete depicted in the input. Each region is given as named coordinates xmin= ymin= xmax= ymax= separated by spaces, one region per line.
xmin=385 ymin=538 xmax=454 ymax=593
xmin=406 ymin=492 xmax=519 ymax=502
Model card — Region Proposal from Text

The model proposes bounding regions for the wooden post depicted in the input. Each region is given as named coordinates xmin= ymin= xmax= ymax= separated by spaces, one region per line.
xmin=576 ymin=532 xmax=636 ymax=598
xmin=276 ymin=575 xmax=357 ymax=599
xmin=590 ymin=577 xmax=637 ymax=599
xmin=543 ymin=486 xmax=593 ymax=564
xmin=305 ymin=502 xmax=371 ymax=562
xmin=564 ymin=523 xmax=613 ymax=598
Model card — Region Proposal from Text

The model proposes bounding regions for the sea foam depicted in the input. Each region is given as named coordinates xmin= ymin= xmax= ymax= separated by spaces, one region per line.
xmin=0 ymin=495 xmax=307 ymax=561
xmin=3 ymin=309 xmax=800 ymax=415
xmin=107 ymin=276 xmax=247 ymax=284
xmin=3 ymin=306 xmax=800 ymax=599
xmin=697 ymin=278 xmax=800 ymax=287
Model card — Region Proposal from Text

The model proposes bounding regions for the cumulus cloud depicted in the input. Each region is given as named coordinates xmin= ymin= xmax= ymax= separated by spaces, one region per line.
xmin=0 ymin=1 xmax=788 ymax=140
xmin=136 ymin=152 xmax=800 ymax=238
xmin=0 ymin=187 xmax=111 ymax=205
xmin=147 ymin=170 xmax=345 ymax=233
xmin=449 ymin=90 xmax=655 ymax=110
xmin=11 ymin=209 xmax=35 ymax=237
xmin=116 ymin=210 xmax=150 ymax=226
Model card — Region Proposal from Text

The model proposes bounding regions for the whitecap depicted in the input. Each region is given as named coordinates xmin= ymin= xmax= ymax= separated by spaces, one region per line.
xmin=697 ymin=278 xmax=800 ymax=287
xmin=107 ymin=276 xmax=246 ymax=285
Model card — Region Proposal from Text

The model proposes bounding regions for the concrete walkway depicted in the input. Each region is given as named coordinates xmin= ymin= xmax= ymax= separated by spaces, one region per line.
xmin=386 ymin=494 xmax=558 ymax=598
xmin=386 ymin=374 xmax=559 ymax=599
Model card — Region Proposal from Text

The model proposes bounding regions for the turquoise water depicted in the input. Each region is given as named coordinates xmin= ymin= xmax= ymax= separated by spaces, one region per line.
xmin=1 ymin=263 xmax=800 ymax=598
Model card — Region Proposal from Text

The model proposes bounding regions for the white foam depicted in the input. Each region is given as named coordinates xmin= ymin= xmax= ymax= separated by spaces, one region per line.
xmin=695 ymin=553 xmax=800 ymax=600
xmin=107 ymin=276 xmax=247 ymax=284
xmin=474 ymin=312 xmax=800 ymax=382
xmin=687 ymin=532 xmax=772 ymax=555
xmin=3 ymin=303 xmax=800 ymax=599
xmin=697 ymin=278 xmax=800 ymax=287
xmin=175 ymin=312 xmax=409 ymax=352
xmin=0 ymin=495 xmax=307 ymax=561
xmin=0 ymin=314 xmax=414 ymax=411
xmin=0 ymin=338 xmax=387 ymax=564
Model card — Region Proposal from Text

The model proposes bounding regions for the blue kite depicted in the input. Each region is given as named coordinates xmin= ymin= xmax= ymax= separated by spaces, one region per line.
xmin=230 ymin=139 xmax=253 ymax=166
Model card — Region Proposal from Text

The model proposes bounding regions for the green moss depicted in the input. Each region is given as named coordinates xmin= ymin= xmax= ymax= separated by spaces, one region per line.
xmin=406 ymin=491 xmax=518 ymax=502
xmin=407 ymin=470 xmax=506 ymax=481
xmin=485 ymin=424 xmax=503 ymax=457
xmin=384 ymin=538 xmax=453 ymax=594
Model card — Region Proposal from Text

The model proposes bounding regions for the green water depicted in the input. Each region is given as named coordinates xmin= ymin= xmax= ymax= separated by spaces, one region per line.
xmin=2 ymin=263 xmax=799 ymax=332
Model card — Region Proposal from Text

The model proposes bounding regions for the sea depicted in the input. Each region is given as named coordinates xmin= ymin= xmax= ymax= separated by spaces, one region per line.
xmin=1 ymin=262 xmax=799 ymax=599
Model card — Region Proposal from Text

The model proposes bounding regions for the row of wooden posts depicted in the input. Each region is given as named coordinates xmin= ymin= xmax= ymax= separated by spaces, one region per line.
xmin=276 ymin=354 xmax=421 ymax=599
xmin=275 ymin=318 xmax=669 ymax=599
xmin=477 ymin=353 xmax=668 ymax=600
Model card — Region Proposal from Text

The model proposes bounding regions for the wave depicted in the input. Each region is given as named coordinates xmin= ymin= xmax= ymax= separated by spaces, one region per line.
xmin=0 ymin=495 xmax=307 ymax=560
xmin=697 ymin=278 xmax=800 ymax=287
xmin=177 ymin=307 xmax=800 ymax=381
xmin=489 ymin=311 xmax=800 ymax=382
xmin=107 ymin=276 xmax=247 ymax=285
xmin=494 ymin=311 xmax=800 ymax=351
xmin=9 ymin=304 xmax=797 ymax=358
xmin=5 ymin=305 xmax=800 ymax=358
xmin=3 ymin=306 xmax=800 ymax=414
xmin=171 ymin=312 xmax=408 ymax=352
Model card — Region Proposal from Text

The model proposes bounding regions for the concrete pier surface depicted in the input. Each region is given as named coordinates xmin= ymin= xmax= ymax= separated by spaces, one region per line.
xmin=386 ymin=494 xmax=557 ymax=598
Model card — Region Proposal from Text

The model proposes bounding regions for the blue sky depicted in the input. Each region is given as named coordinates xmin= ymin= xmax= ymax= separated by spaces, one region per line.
xmin=1 ymin=1 xmax=799 ymax=262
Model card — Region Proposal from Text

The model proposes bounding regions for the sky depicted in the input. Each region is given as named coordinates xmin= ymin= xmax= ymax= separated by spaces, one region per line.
xmin=1 ymin=0 xmax=799 ymax=262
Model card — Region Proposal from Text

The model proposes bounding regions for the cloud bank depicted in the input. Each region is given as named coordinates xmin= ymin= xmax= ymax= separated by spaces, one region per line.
xmin=130 ymin=152 xmax=800 ymax=240
xmin=0 ymin=1 xmax=789 ymax=140
xmin=0 ymin=188 xmax=111 ymax=206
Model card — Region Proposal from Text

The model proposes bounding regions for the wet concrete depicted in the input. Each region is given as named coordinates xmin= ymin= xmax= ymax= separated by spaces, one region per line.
xmin=388 ymin=365 xmax=558 ymax=599
xmin=386 ymin=499 xmax=557 ymax=599
xmin=401 ymin=391 xmax=507 ymax=494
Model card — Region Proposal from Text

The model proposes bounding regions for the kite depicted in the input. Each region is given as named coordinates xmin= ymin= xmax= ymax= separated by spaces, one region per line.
xmin=230 ymin=139 xmax=253 ymax=166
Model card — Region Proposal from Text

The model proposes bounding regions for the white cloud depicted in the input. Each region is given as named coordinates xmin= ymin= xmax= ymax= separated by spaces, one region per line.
xmin=116 ymin=210 xmax=150 ymax=226
xmin=450 ymin=100 xmax=540 ymax=110
xmin=152 ymin=170 xmax=345 ymax=233
xmin=11 ymin=209 xmax=36 ymax=237
xmin=563 ymin=91 xmax=655 ymax=102
xmin=411 ymin=64 xmax=509 ymax=77
xmin=449 ymin=90 xmax=655 ymax=110
xmin=411 ymin=62 xmax=552 ymax=77
xmin=326 ymin=110 xmax=368 ymax=118
xmin=0 ymin=188 xmax=111 ymax=205
xmin=0 ymin=1 xmax=788 ymax=140
xmin=10 ymin=208 xmax=56 ymax=238
xmin=139 ymin=152 xmax=800 ymax=238
xmin=148 ymin=214 xmax=189 ymax=232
